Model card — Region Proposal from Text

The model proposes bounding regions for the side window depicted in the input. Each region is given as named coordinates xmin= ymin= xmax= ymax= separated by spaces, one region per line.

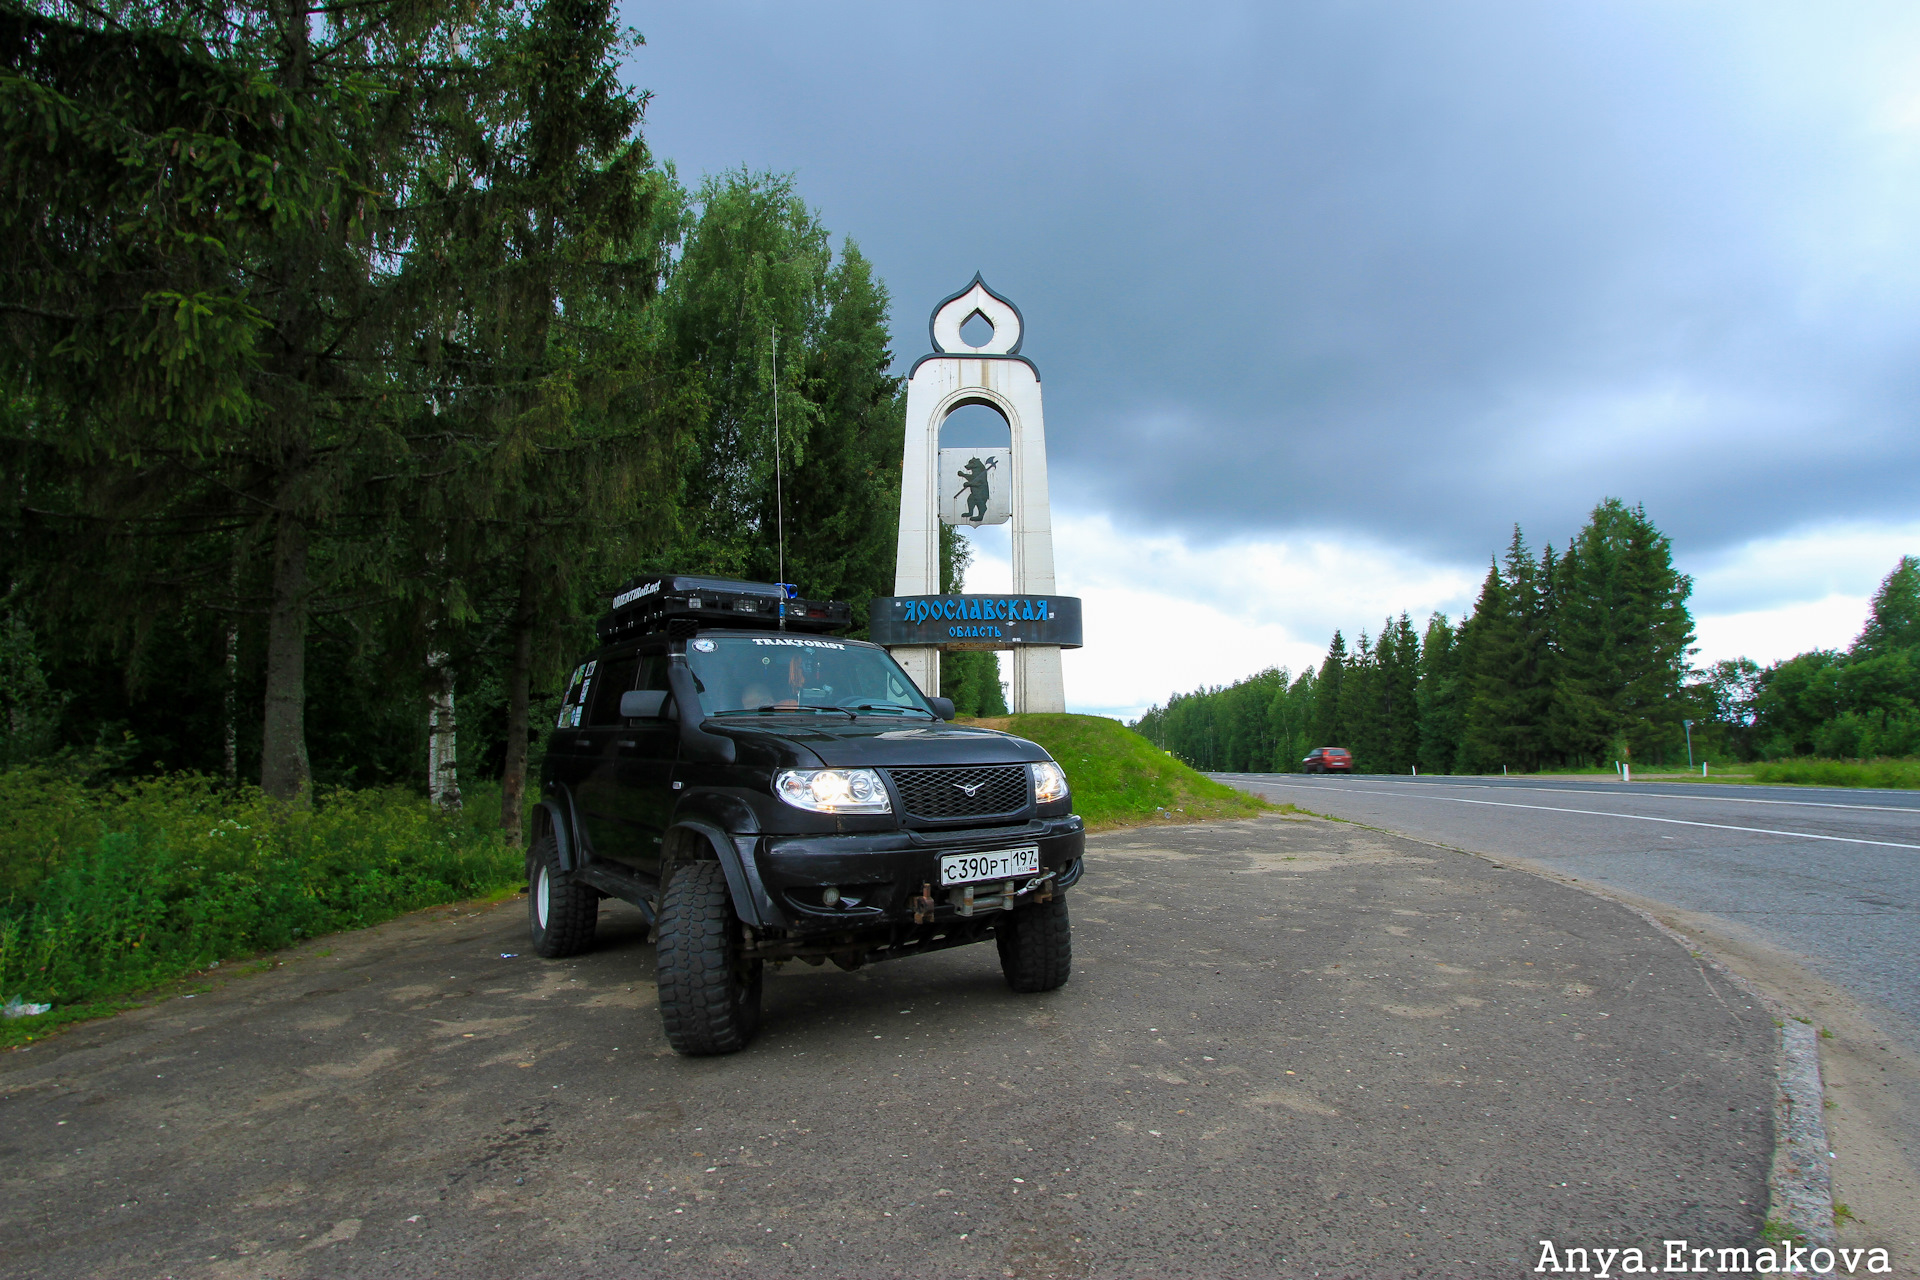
xmin=556 ymin=659 xmax=598 ymax=728
xmin=587 ymin=654 xmax=641 ymax=726
xmin=620 ymin=653 xmax=672 ymax=720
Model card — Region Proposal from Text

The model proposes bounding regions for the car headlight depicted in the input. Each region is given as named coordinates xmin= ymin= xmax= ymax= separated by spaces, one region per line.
xmin=1031 ymin=761 xmax=1070 ymax=805
xmin=773 ymin=768 xmax=892 ymax=814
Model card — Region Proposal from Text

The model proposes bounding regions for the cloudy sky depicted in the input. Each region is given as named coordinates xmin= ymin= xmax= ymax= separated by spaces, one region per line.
xmin=621 ymin=1 xmax=1920 ymax=719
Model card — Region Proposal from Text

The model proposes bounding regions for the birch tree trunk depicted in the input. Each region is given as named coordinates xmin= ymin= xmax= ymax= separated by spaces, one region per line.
xmin=427 ymin=650 xmax=461 ymax=810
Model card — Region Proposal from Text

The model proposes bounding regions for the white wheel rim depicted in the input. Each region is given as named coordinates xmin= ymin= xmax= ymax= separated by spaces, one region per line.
xmin=535 ymin=865 xmax=551 ymax=929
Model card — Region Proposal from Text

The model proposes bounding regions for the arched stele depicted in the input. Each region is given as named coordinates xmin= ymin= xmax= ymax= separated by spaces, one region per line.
xmin=879 ymin=276 xmax=1075 ymax=714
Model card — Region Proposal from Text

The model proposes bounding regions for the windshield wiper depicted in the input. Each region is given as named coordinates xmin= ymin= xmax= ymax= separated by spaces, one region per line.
xmin=847 ymin=703 xmax=938 ymax=719
xmin=709 ymin=703 xmax=857 ymax=719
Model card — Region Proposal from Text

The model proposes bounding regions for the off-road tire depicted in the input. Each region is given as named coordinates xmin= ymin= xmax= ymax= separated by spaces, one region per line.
xmin=655 ymin=859 xmax=763 ymax=1056
xmin=528 ymin=830 xmax=599 ymax=958
xmin=996 ymin=895 xmax=1072 ymax=993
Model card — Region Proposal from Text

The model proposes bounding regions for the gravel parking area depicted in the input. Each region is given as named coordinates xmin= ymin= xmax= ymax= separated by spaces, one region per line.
xmin=0 ymin=813 xmax=1776 ymax=1279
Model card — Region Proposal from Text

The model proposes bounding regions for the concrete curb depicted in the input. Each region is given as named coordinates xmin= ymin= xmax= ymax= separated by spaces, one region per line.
xmin=1772 ymin=1020 xmax=1836 ymax=1248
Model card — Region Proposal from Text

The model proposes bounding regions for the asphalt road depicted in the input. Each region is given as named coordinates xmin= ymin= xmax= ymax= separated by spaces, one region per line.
xmin=0 ymin=815 xmax=1775 ymax=1280
xmin=1213 ymin=774 xmax=1920 ymax=1055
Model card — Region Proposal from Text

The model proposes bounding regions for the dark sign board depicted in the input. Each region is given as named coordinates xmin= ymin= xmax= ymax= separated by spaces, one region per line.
xmin=867 ymin=594 xmax=1082 ymax=651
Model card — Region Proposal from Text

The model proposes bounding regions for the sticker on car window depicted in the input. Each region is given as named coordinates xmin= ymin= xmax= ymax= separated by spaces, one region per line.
xmin=749 ymin=637 xmax=845 ymax=650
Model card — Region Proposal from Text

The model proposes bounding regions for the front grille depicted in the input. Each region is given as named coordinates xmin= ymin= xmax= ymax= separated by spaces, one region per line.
xmin=887 ymin=764 xmax=1029 ymax=820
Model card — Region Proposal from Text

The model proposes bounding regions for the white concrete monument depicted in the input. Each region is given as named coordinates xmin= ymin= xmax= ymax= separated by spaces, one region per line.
xmin=881 ymin=276 xmax=1073 ymax=713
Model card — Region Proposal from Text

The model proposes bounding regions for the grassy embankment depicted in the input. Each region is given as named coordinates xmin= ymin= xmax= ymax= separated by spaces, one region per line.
xmin=1746 ymin=758 xmax=1920 ymax=788
xmin=1521 ymin=765 xmax=1756 ymax=781
xmin=1513 ymin=759 xmax=1918 ymax=788
xmin=0 ymin=770 xmax=520 ymax=1046
xmin=964 ymin=713 xmax=1279 ymax=829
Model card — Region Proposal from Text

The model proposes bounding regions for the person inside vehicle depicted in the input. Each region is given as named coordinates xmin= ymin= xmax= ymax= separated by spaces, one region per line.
xmin=739 ymin=655 xmax=807 ymax=710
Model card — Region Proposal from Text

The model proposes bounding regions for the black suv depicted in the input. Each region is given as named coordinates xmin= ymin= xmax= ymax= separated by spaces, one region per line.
xmin=528 ymin=575 xmax=1086 ymax=1056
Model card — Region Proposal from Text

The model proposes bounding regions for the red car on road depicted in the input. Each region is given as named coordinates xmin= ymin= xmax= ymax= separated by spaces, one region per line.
xmin=1301 ymin=747 xmax=1353 ymax=774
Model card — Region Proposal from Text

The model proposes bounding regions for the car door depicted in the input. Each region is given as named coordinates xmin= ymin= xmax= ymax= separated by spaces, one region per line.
xmin=573 ymin=650 xmax=639 ymax=864
xmin=614 ymin=649 xmax=677 ymax=878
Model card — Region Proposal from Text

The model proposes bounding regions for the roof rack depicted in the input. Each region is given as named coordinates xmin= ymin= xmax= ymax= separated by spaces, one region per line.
xmin=595 ymin=574 xmax=852 ymax=643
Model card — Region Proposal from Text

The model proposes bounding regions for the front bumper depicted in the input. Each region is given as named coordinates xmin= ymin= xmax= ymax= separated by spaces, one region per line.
xmin=751 ymin=815 xmax=1085 ymax=934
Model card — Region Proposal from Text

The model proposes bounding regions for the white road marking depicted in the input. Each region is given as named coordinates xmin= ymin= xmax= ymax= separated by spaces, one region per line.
xmin=1236 ymin=779 xmax=1920 ymax=852
xmin=1216 ymin=774 xmax=1920 ymax=816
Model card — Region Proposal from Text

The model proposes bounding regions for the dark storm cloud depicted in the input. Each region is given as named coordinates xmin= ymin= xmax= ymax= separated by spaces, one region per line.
xmin=621 ymin=0 xmax=1920 ymax=562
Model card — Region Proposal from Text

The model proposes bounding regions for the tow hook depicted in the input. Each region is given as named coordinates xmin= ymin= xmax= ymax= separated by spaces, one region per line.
xmin=911 ymin=882 xmax=937 ymax=924
xmin=950 ymin=872 xmax=1055 ymax=917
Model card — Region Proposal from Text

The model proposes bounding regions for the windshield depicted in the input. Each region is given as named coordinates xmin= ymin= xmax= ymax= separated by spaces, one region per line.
xmin=686 ymin=635 xmax=934 ymax=717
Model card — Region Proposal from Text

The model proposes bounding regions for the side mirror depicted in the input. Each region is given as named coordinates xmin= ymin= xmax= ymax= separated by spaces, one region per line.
xmin=620 ymin=690 xmax=669 ymax=720
xmin=927 ymin=696 xmax=956 ymax=721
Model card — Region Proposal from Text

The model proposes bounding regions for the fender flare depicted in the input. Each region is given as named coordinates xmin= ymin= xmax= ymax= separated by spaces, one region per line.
xmin=663 ymin=819 xmax=782 ymax=930
xmin=535 ymin=793 xmax=582 ymax=873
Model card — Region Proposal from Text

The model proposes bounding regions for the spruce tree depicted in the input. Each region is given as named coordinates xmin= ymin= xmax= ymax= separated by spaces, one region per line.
xmin=1339 ymin=630 xmax=1379 ymax=767
xmin=1379 ymin=613 xmax=1421 ymax=773
xmin=1416 ymin=613 xmax=1461 ymax=774
xmin=1461 ymin=529 xmax=1552 ymax=771
xmin=1456 ymin=560 xmax=1508 ymax=773
xmin=1550 ymin=500 xmax=1694 ymax=764
xmin=1312 ymin=630 xmax=1347 ymax=749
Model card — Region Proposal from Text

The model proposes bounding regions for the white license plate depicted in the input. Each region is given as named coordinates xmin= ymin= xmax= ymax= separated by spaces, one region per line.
xmin=939 ymin=845 xmax=1041 ymax=887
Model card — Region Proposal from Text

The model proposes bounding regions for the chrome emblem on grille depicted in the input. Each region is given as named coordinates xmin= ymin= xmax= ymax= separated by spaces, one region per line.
xmin=953 ymin=781 xmax=984 ymax=797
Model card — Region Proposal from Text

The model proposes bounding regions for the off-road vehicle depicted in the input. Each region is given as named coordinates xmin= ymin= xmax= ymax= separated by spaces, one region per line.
xmin=527 ymin=575 xmax=1085 ymax=1055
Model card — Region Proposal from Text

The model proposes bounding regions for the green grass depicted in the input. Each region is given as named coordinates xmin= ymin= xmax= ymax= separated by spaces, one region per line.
xmin=965 ymin=713 xmax=1280 ymax=830
xmin=1747 ymin=757 xmax=1920 ymax=789
xmin=1436 ymin=758 xmax=1920 ymax=788
xmin=1519 ymin=766 xmax=1756 ymax=781
xmin=0 ymin=769 xmax=520 ymax=1043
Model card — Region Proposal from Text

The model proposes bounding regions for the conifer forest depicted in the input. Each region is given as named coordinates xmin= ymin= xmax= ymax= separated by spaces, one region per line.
xmin=1134 ymin=503 xmax=1920 ymax=776
xmin=0 ymin=0 xmax=1005 ymax=833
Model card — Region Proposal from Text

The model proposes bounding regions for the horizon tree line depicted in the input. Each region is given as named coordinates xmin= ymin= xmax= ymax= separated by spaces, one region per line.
xmin=1139 ymin=499 xmax=1732 ymax=774
xmin=1138 ymin=507 xmax=1917 ymax=773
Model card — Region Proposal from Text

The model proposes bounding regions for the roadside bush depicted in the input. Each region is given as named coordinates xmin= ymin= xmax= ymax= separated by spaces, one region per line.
xmin=0 ymin=771 xmax=519 ymax=1008
xmin=1747 ymin=758 xmax=1920 ymax=789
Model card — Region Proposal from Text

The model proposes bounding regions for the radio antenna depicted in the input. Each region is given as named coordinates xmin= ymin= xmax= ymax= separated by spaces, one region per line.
xmin=772 ymin=322 xmax=787 ymax=628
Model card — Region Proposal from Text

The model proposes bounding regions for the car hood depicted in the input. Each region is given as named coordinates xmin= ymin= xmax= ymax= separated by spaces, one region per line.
xmin=704 ymin=717 xmax=1049 ymax=769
